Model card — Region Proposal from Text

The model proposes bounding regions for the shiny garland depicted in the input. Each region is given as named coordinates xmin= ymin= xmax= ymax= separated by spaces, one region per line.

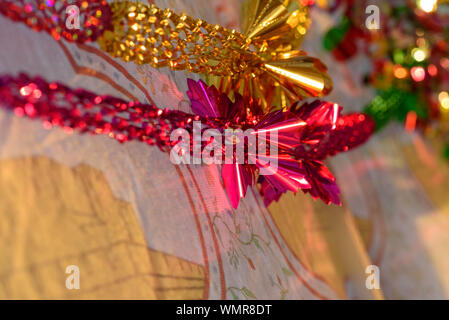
xmin=0 ymin=73 xmax=374 ymax=208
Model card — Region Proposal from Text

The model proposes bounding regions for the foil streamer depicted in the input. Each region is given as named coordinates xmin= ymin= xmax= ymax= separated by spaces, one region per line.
xmin=0 ymin=74 xmax=372 ymax=208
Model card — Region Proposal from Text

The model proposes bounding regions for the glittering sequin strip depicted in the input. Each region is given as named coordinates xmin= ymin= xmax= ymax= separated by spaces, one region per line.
xmin=0 ymin=73 xmax=216 ymax=150
xmin=0 ymin=73 xmax=373 ymax=158
xmin=297 ymin=113 xmax=375 ymax=161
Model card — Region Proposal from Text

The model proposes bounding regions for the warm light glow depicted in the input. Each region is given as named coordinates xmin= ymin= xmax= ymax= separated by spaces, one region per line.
xmin=411 ymin=66 xmax=426 ymax=82
xmin=416 ymin=38 xmax=427 ymax=47
xmin=439 ymin=91 xmax=449 ymax=110
xmin=32 ymin=89 xmax=42 ymax=99
xmin=20 ymin=86 xmax=31 ymax=96
xmin=441 ymin=57 xmax=449 ymax=69
xmin=417 ymin=0 xmax=438 ymax=12
xmin=394 ymin=65 xmax=408 ymax=79
xmin=441 ymin=99 xmax=449 ymax=110
xmin=412 ymin=48 xmax=427 ymax=62
xmin=405 ymin=111 xmax=417 ymax=132
xmin=439 ymin=91 xmax=449 ymax=100
xmin=428 ymin=64 xmax=438 ymax=76
xmin=20 ymin=83 xmax=40 ymax=98
xmin=264 ymin=64 xmax=325 ymax=92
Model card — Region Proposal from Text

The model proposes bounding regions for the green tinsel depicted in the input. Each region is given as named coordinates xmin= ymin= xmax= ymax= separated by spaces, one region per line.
xmin=363 ymin=88 xmax=428 ymax=131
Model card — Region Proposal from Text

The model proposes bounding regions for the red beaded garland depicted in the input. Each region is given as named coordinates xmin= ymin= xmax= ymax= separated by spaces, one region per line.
xmin=0 ymin=73 xmax=217 ymax=151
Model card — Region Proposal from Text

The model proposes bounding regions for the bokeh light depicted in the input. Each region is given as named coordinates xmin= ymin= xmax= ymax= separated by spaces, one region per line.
xmin=411 ymin=66 xmax=426 ymax=82
xmin=439 ymin=91 xmax=449 ymax=110
xmin=417 ymin=0 xmax=438 ymax=13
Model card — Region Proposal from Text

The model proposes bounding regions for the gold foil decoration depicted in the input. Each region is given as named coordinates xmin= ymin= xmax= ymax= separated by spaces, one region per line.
xmin=98 ymin=0 xmax=332 ymax=109
xmin=211 ymin=0 xmax=332 ymax=109
xmin=98 ymin=1 xmax=256 ymax=76
xmin=241 ymin=0 xmax=310 ymax=52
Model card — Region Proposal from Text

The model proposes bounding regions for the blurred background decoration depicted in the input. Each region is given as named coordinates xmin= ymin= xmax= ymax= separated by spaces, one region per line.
xmin=320 ymin=0 xmax=449 ymax=159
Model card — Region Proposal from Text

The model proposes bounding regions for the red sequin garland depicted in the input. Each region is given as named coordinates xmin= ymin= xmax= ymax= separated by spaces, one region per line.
xmin=0 ymin=73 xmax=227 ymax=151
xmin=0 ymin=73 xmax=375 ymax=207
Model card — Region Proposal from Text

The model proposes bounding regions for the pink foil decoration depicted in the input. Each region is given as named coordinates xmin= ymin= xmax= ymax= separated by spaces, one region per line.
xmin=186 ymin=79 xmax=369 ymax=208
